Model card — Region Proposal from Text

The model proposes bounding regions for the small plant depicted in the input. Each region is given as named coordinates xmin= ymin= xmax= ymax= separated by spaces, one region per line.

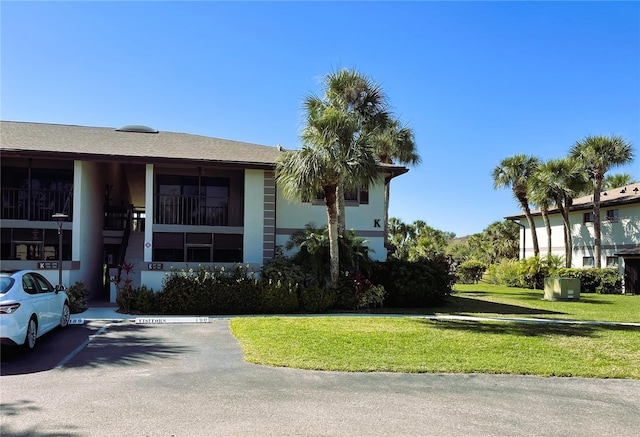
xmin=299 ymin=286 xmax=337 ymax=313
xmin=115 ymin=261 xmax=135 ymax=313
xmin=66 ymin=281 xmax=89 ymax=313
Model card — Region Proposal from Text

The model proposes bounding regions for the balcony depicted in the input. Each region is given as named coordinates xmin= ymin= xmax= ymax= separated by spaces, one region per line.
xmin=154 ymin=194 xmax=243 ymax=227
xmin=1 ymin=188 xmax=73 ymax=221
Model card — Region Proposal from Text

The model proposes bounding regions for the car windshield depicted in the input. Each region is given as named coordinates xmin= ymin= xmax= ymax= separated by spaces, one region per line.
xmin=0 ymin=277 xmax=14 ymax=294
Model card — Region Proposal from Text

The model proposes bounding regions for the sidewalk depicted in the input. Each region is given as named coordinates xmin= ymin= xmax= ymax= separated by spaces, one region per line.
xmin=74 ymin=306 xmax=640 ymax=327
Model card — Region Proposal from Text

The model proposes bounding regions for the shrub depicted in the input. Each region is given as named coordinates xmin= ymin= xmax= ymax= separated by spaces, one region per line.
xmin=66 ymin=281 xmax=89 ymax=313
xmin=555 ymin=267 xmax=622 ymax=294
xmin=299 ymin=286 xmax=337 ymax=313
xmin=259 ymin=280 xmax=299 ymax=314
xmin=486 ymin=259 xmax=524 ymax=287
xmin=370 ymin=259 xmax=453 ymax=308
xmin=261 ymin=248 xmax=305 ymax=287
xmin=456 ymin=260 xmax=488 ymax=284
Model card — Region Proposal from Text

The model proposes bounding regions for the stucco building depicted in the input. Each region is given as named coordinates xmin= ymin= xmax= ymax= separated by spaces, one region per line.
xmin=0 ymin=121 xmax=407 ymax=301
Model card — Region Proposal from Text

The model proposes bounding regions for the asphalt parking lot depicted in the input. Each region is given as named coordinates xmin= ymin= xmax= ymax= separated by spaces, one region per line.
xmin=1 ymin=318 xmax=640 ymax=437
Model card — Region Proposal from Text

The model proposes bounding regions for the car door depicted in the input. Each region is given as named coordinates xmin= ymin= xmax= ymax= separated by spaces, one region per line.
xmin=32 ymin=273 xmax=60 ymax=333
xmin=22 ymin=273 xmax=52 ymax=332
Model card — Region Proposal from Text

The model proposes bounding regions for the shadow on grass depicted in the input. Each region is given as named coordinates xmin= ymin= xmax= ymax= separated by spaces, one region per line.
xmin=437 ymin=296 xmax=565 ymax=316
xmin=418 ymin=319 xmax=640 ymax=337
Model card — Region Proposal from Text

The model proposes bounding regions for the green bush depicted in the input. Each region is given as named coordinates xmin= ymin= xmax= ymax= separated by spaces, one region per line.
xmin=486 ymin=259 xmax=524 ymax=287
xmin=555 ymin=267 xmax=622 ymax=294
xmin=259 ymin=280 xmax=299 ymax=314
xmin=66 ymin=282 xmax=89 ymax=313
xmin=456 ymin=260 xmax=488 ymax=284
xmin=299 ymin=286 xmax=337 ymax=313
xmin=370 ymin=259 xmax=453 ymax=308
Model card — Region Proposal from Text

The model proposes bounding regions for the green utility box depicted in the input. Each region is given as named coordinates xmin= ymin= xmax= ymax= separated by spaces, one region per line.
xmin=544 ymin=277 xmax=581 ymax=301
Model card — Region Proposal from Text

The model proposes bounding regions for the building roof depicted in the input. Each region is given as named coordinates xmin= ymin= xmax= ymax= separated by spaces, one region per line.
xmin=0 ymin=121 xmax=409 ymax=176
xmin=505 ymin=182 xmax=640 ymax=220
xmin=615 ymin=245 xmax=640 ymax=257
xmin=0 ymin=120 xmax=283 ymax=168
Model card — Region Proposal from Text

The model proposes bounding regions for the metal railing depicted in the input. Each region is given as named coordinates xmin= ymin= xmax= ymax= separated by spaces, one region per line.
xmin=154 ymin=194 xmax=243 ymax=226
xmin=1 ymin=188 xmax=73 ymax=221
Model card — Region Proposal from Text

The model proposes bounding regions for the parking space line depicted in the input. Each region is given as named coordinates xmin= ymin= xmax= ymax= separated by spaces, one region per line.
xmin=55 ymin=323 xmax=111 ymax=369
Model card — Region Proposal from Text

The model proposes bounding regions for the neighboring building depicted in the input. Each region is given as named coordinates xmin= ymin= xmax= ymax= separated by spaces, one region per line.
xmin=0 ymin=121 xmax=408 ymax=301
xmin=505 ymin=182 xmax=640 ymax=294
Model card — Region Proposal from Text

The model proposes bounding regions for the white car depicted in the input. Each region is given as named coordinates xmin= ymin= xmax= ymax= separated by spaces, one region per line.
xmin=0 ymin=270 xmax=70 ymax=350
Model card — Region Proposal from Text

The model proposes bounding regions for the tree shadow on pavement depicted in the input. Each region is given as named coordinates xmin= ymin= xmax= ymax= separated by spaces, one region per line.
xmin=62 ymin=322 xmax=192 ymax=369
xmin=0 ymin=400 xmax=83 ymax=437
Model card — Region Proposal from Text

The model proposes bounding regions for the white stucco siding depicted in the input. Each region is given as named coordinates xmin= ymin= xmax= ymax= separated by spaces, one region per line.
xmin=518 ymin=202 xmax=640 ymax=269
xmin=144 ymin=164 xmax=154 ymax=262
xmin=70 ymin=161 xmax=104 ymax=297
xmin=275 ymin=177 xmax=388 ymax=261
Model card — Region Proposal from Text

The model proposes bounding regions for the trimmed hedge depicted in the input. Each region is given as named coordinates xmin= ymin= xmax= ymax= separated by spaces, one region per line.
xmin=555 ymin=267 xmax=622 ymax=294
xmin=370 ymin=258 xmax=453 ymax=307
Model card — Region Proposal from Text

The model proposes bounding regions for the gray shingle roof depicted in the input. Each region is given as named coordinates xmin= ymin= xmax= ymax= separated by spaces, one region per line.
xmin=1 ymin=121 xmax=282 ymax=166
xmin=0 ymin=121 xmax=409 ymax=176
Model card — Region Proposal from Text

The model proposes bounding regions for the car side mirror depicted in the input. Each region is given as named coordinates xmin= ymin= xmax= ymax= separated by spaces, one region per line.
xmin=55 ymin=284 xmax=66 ymax=293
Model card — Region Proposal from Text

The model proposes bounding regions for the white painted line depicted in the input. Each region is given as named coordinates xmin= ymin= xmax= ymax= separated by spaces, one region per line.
xmin=135 ymin=317 xmax=210 ymax=324
xmin=55 ymin=323 xmax=111 ymax=369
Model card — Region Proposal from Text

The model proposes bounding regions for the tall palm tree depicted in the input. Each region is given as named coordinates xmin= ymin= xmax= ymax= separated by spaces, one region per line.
xmin=528 ymin=164 xmax=554 ymax=256
xmin=320 ymin=69 xmax=393 ymax=234
xmin=370 ymin=119 xmax=420 ymax=243
xmin=570 ymin=135 xmax=634 ymax=267
xmin=277 ymin=103 xmax=379 ymax=288
xmin=493 ymin=154 xmax=541 ymax=257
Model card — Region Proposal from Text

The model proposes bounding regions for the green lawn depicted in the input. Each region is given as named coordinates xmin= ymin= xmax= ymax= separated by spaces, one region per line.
xmin=230 ymin=285 xmax=640 ymax=379
xmin=446 ymin=283 xmax=640 ymax=323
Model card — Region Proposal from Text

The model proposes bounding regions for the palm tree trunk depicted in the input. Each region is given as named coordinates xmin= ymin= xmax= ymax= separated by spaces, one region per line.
xmin=520 ymin=201 xmax=540 ymax=257
xmin=337 ymin=184 xmax=346 ymax=236
xmin=542 ymin=206 xmax=552 ymax=256
xmin=324 ymin=185 xmax=340 ymax=288
xmin=557 ymin=201 xmax=572 ymax=267
xmin=593 ymin=178 xmax=602 ymax=268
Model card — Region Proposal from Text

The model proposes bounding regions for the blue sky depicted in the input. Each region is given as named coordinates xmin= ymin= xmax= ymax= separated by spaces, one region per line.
xmin=2 ymin=1 xmax=638 ymax=237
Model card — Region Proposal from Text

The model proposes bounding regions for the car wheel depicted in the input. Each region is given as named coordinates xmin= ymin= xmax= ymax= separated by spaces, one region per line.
xmin=60 ymin=302 xmax=70 ymax=328
xmin=24 ymin=317 xmax=37 ymax=351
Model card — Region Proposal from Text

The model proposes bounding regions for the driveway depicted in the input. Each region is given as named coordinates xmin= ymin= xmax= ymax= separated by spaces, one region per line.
xmin=1 ymin=318 xmax=639 ymax=436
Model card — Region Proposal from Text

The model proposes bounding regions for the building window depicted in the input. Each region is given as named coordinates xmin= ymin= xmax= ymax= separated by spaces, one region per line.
xmin=153 ymin=232 xmax=243 ymax=263
xmin=606 ymin=209 xmax=619 ymax=222
xmin=311 ymin=185 xmax=369 ymax=205
xmin=0 ymin=227 xmax=71 ymax=261
xmin=155 ymin=175 xmax=231 ymax=226
xmin=606 ymin=256 xmax=618 ymax=267
xmin=582 ymin=256 xmax=595 ymax=267
xmin=583 ymin=212 xmax=594 ymax=224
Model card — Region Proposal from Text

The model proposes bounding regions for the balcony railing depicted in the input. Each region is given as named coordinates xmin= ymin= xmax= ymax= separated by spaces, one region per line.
xmin=154 ymin=194 xmax=243 ymax=227
xmin=1 ymin=188 xmax=73 ymax=221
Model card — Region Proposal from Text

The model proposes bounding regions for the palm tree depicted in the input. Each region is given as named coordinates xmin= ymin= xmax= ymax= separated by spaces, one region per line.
xmin=320 ymin=69 xmax=394 ymax=234
xmin=528 ymin=164 xmax=554 ymax=256
xmin=277 ymin=101 xmax=379 ymax=288
xmin=530 ymin=158 xmax=585 ymax=267
xmin=603 ymin=173 xmax=636 ymax=190
xmin=493 ymin=154 xmax=541 ymax=257
xmin=370 ymin=119 xmax=420 ymax=243
xmin=570 ymin=135 xmax=634 ymax=267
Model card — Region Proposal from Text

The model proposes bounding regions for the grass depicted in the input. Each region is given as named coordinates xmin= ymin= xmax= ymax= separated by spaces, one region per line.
xmin=230 ymin=285 xmax=640 ymax=378
xmin=446 ymin=283 xmax=640 ymax=323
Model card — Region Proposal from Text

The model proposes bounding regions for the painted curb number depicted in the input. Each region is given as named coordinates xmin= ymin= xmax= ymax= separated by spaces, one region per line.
xmin=135 ymin=317 xmax=210 ymax=324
